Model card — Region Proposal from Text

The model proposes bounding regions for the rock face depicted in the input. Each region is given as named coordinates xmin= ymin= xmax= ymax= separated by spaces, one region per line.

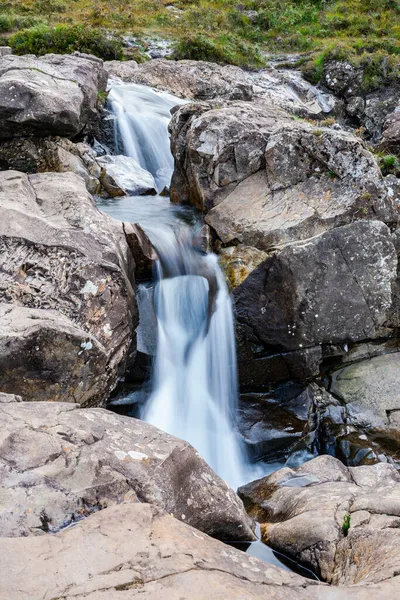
xmin=331 ymin=353 xmax=400 ymax=429
xmin=0 ymin=136 xmax=102 ymax=194
xmin=170 ymin=101 xmax=292 ymax=210
xmin=0 ymin=170 xmax=136 ymax=405
xmin=169 ymin=97 xmax=400 ymax=396
xmin=0 ymin=53 xmax=107 ymax=139
xmin=115 ymin=58 xmax=254 ymax=100
xmin=0 ymin=402 xmax=255 ymax=541
xmin=239 ymin=455 xmax=400 ymax=586
xmin=0 ymin=502 xmax=316 ymax=600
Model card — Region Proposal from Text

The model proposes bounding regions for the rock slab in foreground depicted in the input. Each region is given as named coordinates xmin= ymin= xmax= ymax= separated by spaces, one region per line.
xmin=0 ymin=503 xmax=313 ymax=600
xmin=0 ymin=170 xmax=135 ymax=405
xmin=0 ymin=402 xmax=254 ymax=541
xmin=239 ymin=455 xmax=400 ymax=586
xmin=0 ymin=53 xmax=107 ymax=138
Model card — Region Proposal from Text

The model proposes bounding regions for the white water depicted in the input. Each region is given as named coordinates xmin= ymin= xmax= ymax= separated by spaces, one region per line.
xmin=104 ymin=83 xmax=260 ymax=489
xmin=108 ymin=82 xmax=185 ymax=191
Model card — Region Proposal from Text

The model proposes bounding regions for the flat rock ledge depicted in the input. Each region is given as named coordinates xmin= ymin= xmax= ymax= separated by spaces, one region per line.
xmin=0 ymin=401 xmax=254 ymax=542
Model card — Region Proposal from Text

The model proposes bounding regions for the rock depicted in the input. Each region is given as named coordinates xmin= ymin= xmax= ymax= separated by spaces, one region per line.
xmin=0 ymin=402 xmax=255 ymax=541
xmin=123 ymin=58 xmax=254 ymax=100
xmin=380 ymin=107 xmax=400 ymax=154
xmin=0 ymin=53 xmax=107 ymax=139
xmin=170 ymin=101 xmax=292 ymax=210
xmin=346 ymin=96 xmax=365 ymax=118
xmin=364 ymin=88 xmax=400 ymax=142
xmin=233 ymin=220 xmax=397 ymax=353
xmin=238 ymin=385 xmax=314 ymax=461
xmin=0 ymin=47 xmax=11 ymax=57
xmin=105 ymin=59 xmax=138 ymax=81
xmin=218 ymin=245 xmax=268 ymax=290
xmin=0 ymin=170 xmax=136 ymax=405
xmin=323 ymin=61 xmax=363 ymax=98
xmin=206 ymin=122 xmax=395 ymax=249
xmin=97 ymin=155 xmax=157 ymax=196
xmin=0 ymin=137 xmax=102 ymax=194
xmin=0 ymin=392 xmax=22 ymax=403
xmin=0 ymin=502 xmax=315 ymax=600
xmin=239 ymin=455 xmax=400 ymax=585
xmin=331 ymin=353 xmax=400 ymax=429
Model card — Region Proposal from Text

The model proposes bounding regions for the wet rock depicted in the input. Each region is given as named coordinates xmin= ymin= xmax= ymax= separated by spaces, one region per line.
xmin=0 ymin=170 xmax=136 ymax=405
xmin=122 ymin=58 xmax=254 ymax=100
xmin=0 ymin=137 xmax=101 ymax=194
xmin=0 ymin=53 xmax=107 ymax=139
xmin=97 ymin=155 xmax=157 ymax=196
xmin=0 ymin=402 xmax=255 ymax=541
xmin=239 ymin=455 xmax=400 ymax=585
xmin=0 ymin=502 xmax=315 ymax=600
xmin=323 ymin=61 xmax=363 ymax=98
xmin=238 ymin=386 xmax=314 ymax=461
xmin=331 ymin=353 xmax=400 ymax=429
xmin=233 ymin=220 xmax=397 ymax=352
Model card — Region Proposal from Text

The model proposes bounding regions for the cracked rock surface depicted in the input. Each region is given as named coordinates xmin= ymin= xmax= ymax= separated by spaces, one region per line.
xmin=239 ymin=455 xmax=400 ymax=585
xmin=0 ymin=170 xmax=136 ymax=405
xmin=0 ymin=53 xmax=107 ymax=139
xmin=0 ymin=401 xmax=255 ymax=541
xmin=0 ymin=502 xmax=317 ymax=600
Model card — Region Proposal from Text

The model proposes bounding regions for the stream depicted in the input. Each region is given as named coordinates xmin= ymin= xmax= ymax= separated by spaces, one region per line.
xmin=96 ymin=81 xmax=317 ymax=579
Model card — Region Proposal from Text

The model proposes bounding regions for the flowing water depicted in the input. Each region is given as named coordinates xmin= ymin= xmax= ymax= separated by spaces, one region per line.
xmin=100 ymin=83 xmax=265 ymax=489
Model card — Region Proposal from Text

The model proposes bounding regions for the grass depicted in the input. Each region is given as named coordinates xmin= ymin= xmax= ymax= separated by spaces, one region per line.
xmin=0 ymin=1 xmax=399 ymax=83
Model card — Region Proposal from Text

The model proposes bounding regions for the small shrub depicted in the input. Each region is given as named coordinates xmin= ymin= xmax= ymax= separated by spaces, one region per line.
xmin=172 ymin=33 xmax=265 ymax=68
xmin=379 ymin=154 xmax=400 ymax=176
xmin=9 ymin=24 xmax=123 ymax=60
xmin=342 ymin=514 xmax=351 ymax=536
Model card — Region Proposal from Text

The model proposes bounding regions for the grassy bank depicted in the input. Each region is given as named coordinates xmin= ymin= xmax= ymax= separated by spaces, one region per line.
xmin=1 ymin=1 xmax=400 ymax=87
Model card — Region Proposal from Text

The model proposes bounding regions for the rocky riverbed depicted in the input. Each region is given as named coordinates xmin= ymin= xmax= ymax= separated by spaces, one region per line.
xmin=0 ymin=49 xmax=399 ymax=597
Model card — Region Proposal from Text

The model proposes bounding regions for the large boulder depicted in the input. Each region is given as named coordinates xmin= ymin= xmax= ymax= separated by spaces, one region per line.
xmin=0 ymin=502 xmax=317 ymax=600
xmin=0 ymin=170 xmax=136 ymax=405
xmin=97 ymin=155 xmax=157 ymax=196
xmin=0 ymin=53 xmax=107 ymax=139
xmin=234 ymin=220 xmax=396 ymax=351
xmin=170 ymin=101 xmax=292 ymax=210
xmin=0 ymin=401 xmax=255 ymax=541
xmin=239 ymin=455 xmax=400 ymax=585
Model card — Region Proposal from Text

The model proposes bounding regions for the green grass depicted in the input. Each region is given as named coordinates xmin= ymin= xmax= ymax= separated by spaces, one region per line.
xmin=0 ymin=1 xmax=399 ymax=83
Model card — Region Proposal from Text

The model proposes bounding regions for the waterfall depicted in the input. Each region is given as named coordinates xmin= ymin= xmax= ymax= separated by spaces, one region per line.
xmin=101 ymin=82 xmax=256 ymax=489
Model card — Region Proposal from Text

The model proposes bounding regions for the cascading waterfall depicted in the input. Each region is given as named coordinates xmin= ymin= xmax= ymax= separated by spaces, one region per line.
xmin=101 ymin=82 xmax=257 ymax=489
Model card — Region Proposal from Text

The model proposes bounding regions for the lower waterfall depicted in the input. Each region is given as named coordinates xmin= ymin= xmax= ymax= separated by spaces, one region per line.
xmin=99 ymin=82 xmax=262 ymax=489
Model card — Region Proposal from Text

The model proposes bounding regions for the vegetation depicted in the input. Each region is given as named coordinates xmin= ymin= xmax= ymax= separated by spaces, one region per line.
xmin=377 ymin=153 xmax=400 ymax=176
xmin=342 ymin=514 xmax=351 ymax=536
xmin=9 ymin=24 xmax=123 ymax=60
xmin=0 ymin=1 xmax=399 ymax=81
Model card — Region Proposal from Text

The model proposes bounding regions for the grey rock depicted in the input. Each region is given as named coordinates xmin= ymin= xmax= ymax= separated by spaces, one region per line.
xmin=123 ymin=58 xmax=254 ymax=100
xmin=105 ymin=59 xmax=138 ymax=81
xmin=331 ymin=353 xmax=400 ymax=429
xmin=0 ymin=402 xmax=255 ymax=541
xmin=380 ymin=106 xmax=400 ymax=153
xmin=346 ymin=96 xmax=365 ymax=118
xmin=0 ymin=170 xmax=136 ymax=405
xmin=0 ymin=137 xmax=101 ymax=194
xmin=323 ymin=61 xmax=363 ymax=98
xmin=233 ymin=220 xmax=397 ymax=352
xmin=239 ymin=455 xmax=400 ymax=584
xmin=0 ymin=502 xmax=314 ymax=600
xmin=0 ymin=392 xmax=22 ymax=403
xmin=206 ymin=123 xmax=394 ymax=250
xmin=170 ymin=101 xmax=292 ymax=210
xmin=0 ymin=47 xmax=11 ymax=57
xmin=0 ymin=53 xmax=107 ymax=139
